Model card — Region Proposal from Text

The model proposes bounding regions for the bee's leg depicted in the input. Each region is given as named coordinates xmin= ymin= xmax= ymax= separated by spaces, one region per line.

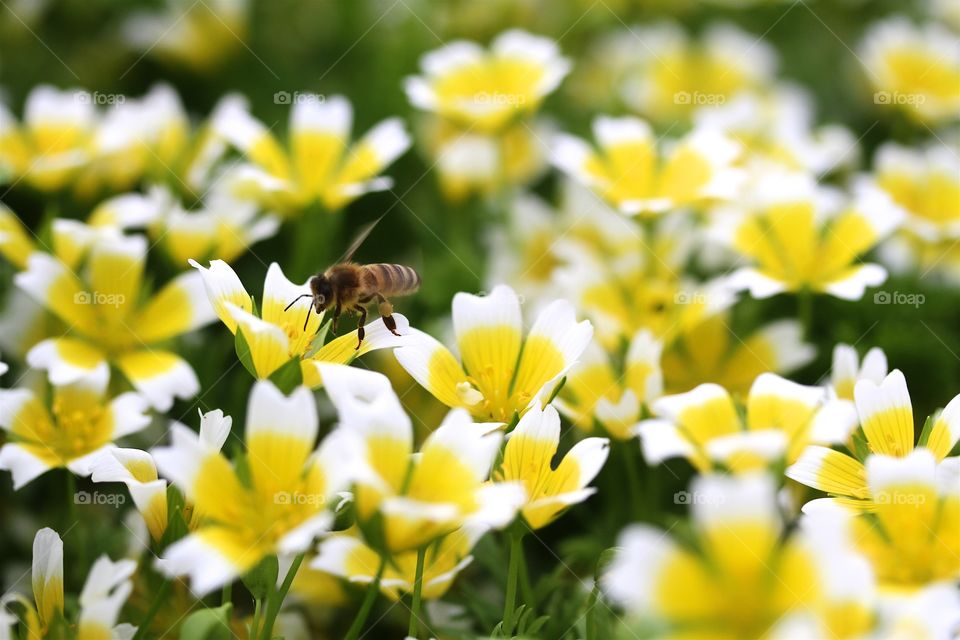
xmin=353 ymin=305 xmax=367 ymax=350
xmin=331 ymin=304 xmax=342 ymax=335
xmin=377 ymin=294 xmax=401 ymax=337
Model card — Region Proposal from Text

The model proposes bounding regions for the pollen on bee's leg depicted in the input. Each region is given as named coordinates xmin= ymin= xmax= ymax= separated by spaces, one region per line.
xmin=380 ymin=302 xmax=401 ymax=337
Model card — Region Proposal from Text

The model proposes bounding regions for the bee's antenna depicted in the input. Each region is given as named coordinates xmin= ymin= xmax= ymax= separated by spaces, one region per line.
xmin=303 ymin=305 xmax=313 ymax=332
xmin=284 ymin=294 xmax=312 ymax=312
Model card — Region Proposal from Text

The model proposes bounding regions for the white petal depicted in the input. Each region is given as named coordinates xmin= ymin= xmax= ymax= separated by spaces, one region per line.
xmin=26 ymin=340 xmax=108 ymax=386
xmin=316 ymin=364 xmax=411 ymax=443
xmin=0 ymin=444 xmax=54 ymax=489
xmin=277 ymin=512 xmax=334 ymax=555
xmin=246 ymin=381 xmax=318 ymax=448
xmin=634 ymin=419 xmax=695 ymax=465
xmin=357 ymin=117 xmax=411 ymax=166
xmin=601 ymin=524 xmax=677 ymax=612
xmin=199 ymin=409 xmax=232 ymax=451
xmin=188 ymin=259 xmax=251 ymax=333
xmin=31 ymin=526 xmax=64 ymax=617
xmin=867 ymin=448 xmax=936 ymax=495
xmin=821 ymin=264 xmax=887 ymax=300
xmin=726 ymin=268 xmax=789 ymax=299
xmin=290 ymin=94 xmax=352 ymax=138
xmin=748 ymin=373 xmax=824 ymax=412
xmin=452 ymin=284 xmax=521 ymax=342
xmin=689 ymin=473 xmax=779 ymax=531
xmin=156 ymin=535 xmax=243 ymax=597
xmin=466 ymin=481 xmax=526 ymax=530
xmin=593 ymin=116 xmax=653 ymax=148
xmin=109 ymin=393 xmax=152 ymax=439
xmin=808 ymin=400 xmax=860 ymax=445
xmin=563 ymin=436 xmax=610 ymax=488
xmin=423 ymin=409 xmax=503 ymax=480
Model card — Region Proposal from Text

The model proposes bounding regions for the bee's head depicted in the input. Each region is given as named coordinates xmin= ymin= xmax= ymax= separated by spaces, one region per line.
xmin=309 ymin=275 xmax=333 ymax=312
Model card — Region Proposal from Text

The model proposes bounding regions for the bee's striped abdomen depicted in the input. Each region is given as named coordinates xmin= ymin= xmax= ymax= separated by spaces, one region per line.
xmin=364 ymin=264 xmax=421 ymax=297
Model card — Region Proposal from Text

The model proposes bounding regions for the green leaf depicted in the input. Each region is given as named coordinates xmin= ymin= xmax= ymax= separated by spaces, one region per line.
xmin=179 ymin=603 xmax=233 ymax=640
xmin=544 ymin=376 xmax=567 ymax=405
xmin=917 ymin=412 xmax=937 ymax=447
xmin=235 ymin=327 xmax=258 ymax=379
xmin=159 ymin=485 xmax=190 ymax=551
xmin=850 ymin=427 xmax=870 ymax=462
xmin=268 ymin=357 xmax=303 ymax=394
xmin=303 ymin=319 xmax=331 ymax=359
xmin=243 ymin=555 xmax=279 ymax=601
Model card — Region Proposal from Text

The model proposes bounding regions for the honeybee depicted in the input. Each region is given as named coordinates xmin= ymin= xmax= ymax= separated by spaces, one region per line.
xmin=284 ymin=217 xmax=420 ymax=349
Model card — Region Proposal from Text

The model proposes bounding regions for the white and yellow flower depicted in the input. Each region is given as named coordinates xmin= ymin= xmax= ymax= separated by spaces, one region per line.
xmin=723 ymin=173 xmax=902 ymax=301
xmin=801 ymin=449 xmax=960 ymax=590
xmin=860 ymin=18 xmax=960 ymax=125
xmin=153 ymin=382 xmax=349 ymax=595
xmin=553 ymin=115 xmax=743 ymax=215
xmin=190 ymin=259 xmax=409 ymax=387
xmin=395 ymin=284 xmax=592 ymax=422
xmin=0 ymin=85 xmax=96 ymax=192
xmin=662 ymin=316 xmax=815 ymax=396
xmin=320 ymin=364 xmax=525 ymax=553
xmin=212 ymin=95 xmax=410 ymax=215
xmin=147 ymin=186 xmax=280 ymax=265
xmin=556 ymin=214 xmax=734 ymax=350
xmin=618 ymin=21 xmax=778 ymax=124
xmin=122 ymin=0 xmax=249 ymax=71
xmin=557 ymin=330 xmax=662 ymax=440
xmin=692 ymin=84 xmax=858 ymax=176
xmin=637 ymin=372 xmax=858 ymax=473
xmin=14 ymin=233 xmax=215 ymax=410
xmin=1 ymin=527 xmax=137 ymax=640
xmin=828 ymin=343 xmax=887 ymax=402
xmin=787 ymin=369 xmax=959 ymax=507
xmin=495 ymin=403 xmax=608 ymax=529
xmin=420 ymin=117 xmax=552 ymax=202
xmin=487 ymin=183 xmax=640 ymax=305
xmin=405 ymin=29 xmax=570 ymax=133
xmin=872 ymin=143 xmax=960 ymax=283
xmin=312 ymin=524 xmax=484 ymax=601
xmin=0 ymin=365 xmax=150 ymax=489
xmin=91 ymin=447 xmax=169 ymax=542
xmin=85 ymin=183 xmax=279 ymax=265
xmin=75 ymin=84 xmax=189 ymax=195
xmin=602 ymin=473 xmax=875 ymax=639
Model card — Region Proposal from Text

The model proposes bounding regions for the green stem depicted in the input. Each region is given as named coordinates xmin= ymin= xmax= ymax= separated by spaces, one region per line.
xmin=250 ymin=598 xmax=262 ymax=639
xmin=291 ymin=206 xmax=340 ymax=280
xmin=620 ymin=441 xmax=641 ymax=520
xmin=407 ymin=545 xmax=428 ymax=639
xmin=65 ymin=471 xmax=77 ymax=526
xmin=502 ymin=531 xmax=525 ymax=633
xmin=259 ymin=553 xmax=305 ymax=640
xmin=221 ymin=581 xmax=232 ymax=607
xmin=344 ymin=556 xmax=387 ymax=640
xmin=797 ymin=289 xmax=814 ymax=340
xmin=131 ymin=580 xmax=171 ymax=640
xmin=517 ymin=541 xmax=535 ymax=612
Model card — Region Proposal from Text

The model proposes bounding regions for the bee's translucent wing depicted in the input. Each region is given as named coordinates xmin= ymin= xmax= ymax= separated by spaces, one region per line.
xmin=338 ymin=214 xmax=386 ymax=264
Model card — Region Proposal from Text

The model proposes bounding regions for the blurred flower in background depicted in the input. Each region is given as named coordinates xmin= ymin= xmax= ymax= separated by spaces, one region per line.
xmin=860 ymin=18 xmax=960 ymax=125
xmin=212 ymin=95 xmax=410 ymax=216
xmin=122 ymin=0 xmax=249 ymax=72
xmin=406 ymin=29 xmax=569 ymax=201
xmin=0 ymin=364 xmax=150 ymax=489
